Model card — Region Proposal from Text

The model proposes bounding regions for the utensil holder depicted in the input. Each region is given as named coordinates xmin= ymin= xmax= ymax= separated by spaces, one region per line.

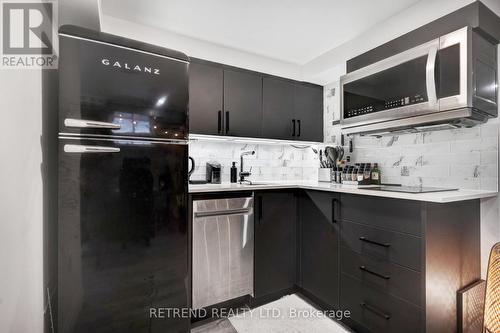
xmin=318 ymin=168 xmax=332 ymax=182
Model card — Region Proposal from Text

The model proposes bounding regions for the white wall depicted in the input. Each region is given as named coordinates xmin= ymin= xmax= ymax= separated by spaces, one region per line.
xmin=100 ymin=15 xmax=303 ymax=81
xmin=0 ymin=71 xmax=45 ymax=333
xmin=302 ymin=0 xmax=476 ymax=84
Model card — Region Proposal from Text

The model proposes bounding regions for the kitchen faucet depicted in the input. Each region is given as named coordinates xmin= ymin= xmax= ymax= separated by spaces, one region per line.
xmin=239 ymin=151 xmax=255 ymax=183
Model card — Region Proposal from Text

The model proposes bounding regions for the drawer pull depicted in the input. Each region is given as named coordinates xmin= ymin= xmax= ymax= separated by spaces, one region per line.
xmin=359 ymin=265 xmax=390 ymax=280
xmin=359 ymin=236 xmax=390 ymax=248
xmin=332 ymin=198 xmax=339 ymax=223
xmin=360 ymin=302 xmax=391 ymax=320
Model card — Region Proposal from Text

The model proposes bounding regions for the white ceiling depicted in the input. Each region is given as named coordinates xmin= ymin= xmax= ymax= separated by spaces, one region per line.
xmin=101 ymin=0 xmax=421 ymax=65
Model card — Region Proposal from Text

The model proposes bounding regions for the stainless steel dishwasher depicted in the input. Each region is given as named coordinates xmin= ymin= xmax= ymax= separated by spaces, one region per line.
xmin=192 ymin=195 xmax=254 ymax=309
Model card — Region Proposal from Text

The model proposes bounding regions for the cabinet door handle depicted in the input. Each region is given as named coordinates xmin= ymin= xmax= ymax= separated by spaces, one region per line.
xmin=292 ymin=119 xmax=296 ymax=137
xmin=332 ymin=198 xmax=339 ymax=223
xmin=225 ymin=111 xmax=230 ymax=134
xmin=359 ymin=236 xmax=390 ymax=248
xmin=218 ymin=110 xmax=222 ymax=134
xmin=297 ymin=119 xmax=301 ymax=137
xmin=360 ymin=302 xmax=391 ymax=320
xmin=359 ymin=265 xmax=390 ymax=280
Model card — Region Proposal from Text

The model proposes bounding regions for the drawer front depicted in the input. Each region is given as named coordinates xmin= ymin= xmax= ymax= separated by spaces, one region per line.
xmin=341 ymin=221 xmax=421 ymax=271
xmin=341 ymin=194 xmax=422 ymax=236
xmin=341 ymin=274 xmax=422 ymax=333
xmin=341 ymin=247 xmax=421 ymax=306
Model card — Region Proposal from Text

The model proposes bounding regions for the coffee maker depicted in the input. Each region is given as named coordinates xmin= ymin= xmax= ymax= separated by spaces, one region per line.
xmin=206 ymin=162 xmax=221 ymax=184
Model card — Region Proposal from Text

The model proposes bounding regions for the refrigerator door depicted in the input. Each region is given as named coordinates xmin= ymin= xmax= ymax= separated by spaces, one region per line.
xmin=58 ymin=138 xmax=188 ymax=333
xmin=58 ymin=33 xmax=189 ymax=140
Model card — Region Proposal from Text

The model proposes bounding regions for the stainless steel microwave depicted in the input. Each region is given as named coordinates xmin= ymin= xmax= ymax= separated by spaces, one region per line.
xmin=340 ymin=27 xmax=498 ymax=135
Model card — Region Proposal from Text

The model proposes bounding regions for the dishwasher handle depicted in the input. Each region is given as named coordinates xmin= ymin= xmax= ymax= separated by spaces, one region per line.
xmin=194 ymin=208 xmax=252 ymax=218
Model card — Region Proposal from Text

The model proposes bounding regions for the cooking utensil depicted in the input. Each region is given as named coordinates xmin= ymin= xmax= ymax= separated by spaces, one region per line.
xmin=335 ymin=146 xmax=344 ymax=165
xmin=324 ymin=149 xmax=330 ymax=168
xmin=326 ymin=146 xmax=336 ymax=168
xmin=319 ymin=150 xmax=326 ymax=168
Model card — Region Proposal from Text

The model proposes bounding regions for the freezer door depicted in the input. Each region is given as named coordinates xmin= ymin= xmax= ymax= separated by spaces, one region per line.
xmin=58 ymin=138 xmax=188 ymax=333
xmin=59 ymin=33 xmax=188 ymax=140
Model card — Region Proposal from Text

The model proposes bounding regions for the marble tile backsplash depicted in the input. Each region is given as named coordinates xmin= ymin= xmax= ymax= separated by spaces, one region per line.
xmin=323 ymin=81 xmax=499 ymax=191
xmin=350 ymin=122 xmax=499 ymax=190
xmin=188 ymin=141 xmax=319 ymax=183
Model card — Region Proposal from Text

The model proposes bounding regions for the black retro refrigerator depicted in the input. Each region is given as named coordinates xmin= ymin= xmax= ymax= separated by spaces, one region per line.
xmin=57 ymin=25 xmax=189 ymax=333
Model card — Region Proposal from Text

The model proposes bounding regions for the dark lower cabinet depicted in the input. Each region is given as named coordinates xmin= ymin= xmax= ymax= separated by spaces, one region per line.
xmin=299 ymin=191 xmax=340 ymax=309
xmin=341 ymin=221 xmax=422 ymax=271
xmin=189 ymin=61 xmax=224 ymax=135
xmin=341 ymin=246 xmax=421 ymax=307
xmin=339 ymin=194 xmax=480 ymax=333
xmin=254 ymin=191 xmax=296 ymax=298
xmin=341 ymin=275 xmax=422 ymax=333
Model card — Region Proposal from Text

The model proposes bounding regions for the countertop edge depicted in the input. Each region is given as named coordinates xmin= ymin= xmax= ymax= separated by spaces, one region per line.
xmin=188 ymin=183 xmax=498 ymax=203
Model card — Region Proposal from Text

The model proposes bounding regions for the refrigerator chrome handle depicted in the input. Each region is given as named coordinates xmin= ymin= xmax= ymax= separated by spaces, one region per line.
xmin=426 ymin=46 xmax=438 ymax=108
xmin=64 ymin=144 xmax=121 ymax=153
xmin=64 ymin=118 xmax=121 ymax=129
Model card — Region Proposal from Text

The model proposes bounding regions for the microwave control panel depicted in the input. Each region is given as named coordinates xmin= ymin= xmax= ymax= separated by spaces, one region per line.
xmin=344 ymin=94 xmax=426 ymax=118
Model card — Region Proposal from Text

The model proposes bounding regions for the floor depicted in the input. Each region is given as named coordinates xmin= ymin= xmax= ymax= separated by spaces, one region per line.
xmin=191 ymin=294 xmax=352 ymax=333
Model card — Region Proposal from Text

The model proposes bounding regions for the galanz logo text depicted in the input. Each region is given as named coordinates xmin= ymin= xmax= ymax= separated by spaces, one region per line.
xmin=101 ymin=58 xmax=160 ymax=75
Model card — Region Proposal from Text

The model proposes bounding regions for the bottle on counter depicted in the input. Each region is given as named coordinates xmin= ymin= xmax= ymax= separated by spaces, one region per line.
xmin=356 ymin=166 xmax=364 ymax=182
xmin=336 ymin=167 xmax=343 ymax=184
xmin=348 ymin=166 xmax=354 ymax=181
xmin=342 ymin=166 xmax=348 ymax=182
xmin=351 ymin=167 xmax=358 ymax=181
xmin=364 ymin=163 xmax=372 ymax=180
xmin=371 ymin=163 xmax=381 ymax=185
xmin=230 ymin=162 xmax=237 ymax=183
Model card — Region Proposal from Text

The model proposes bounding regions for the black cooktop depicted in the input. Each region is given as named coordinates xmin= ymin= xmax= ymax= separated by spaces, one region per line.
xmin=371 ymin=186 xmax=458 ymax=193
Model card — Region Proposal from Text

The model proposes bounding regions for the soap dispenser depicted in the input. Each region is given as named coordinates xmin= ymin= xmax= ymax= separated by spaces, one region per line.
xmin=230 ymin=162 xmax=237 ymax=183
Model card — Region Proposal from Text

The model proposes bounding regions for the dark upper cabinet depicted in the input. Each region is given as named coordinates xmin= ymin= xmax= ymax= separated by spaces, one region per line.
xmin=189 ymin=61 xmax=224 ymax=135
xmin=223 ymin=69 xmax=263 ymax=138
xmin=262 ymin=77 xmax=295 ymax=140
xmin=188 ymin=58 xmax=323 ymax=141
xmin=294 ymin=84 xmax=324 ymax=142
xmin=299 ymin=190 xmax=340 ymax=309
xmin=254 ymin=191 xmax=296 ymax=298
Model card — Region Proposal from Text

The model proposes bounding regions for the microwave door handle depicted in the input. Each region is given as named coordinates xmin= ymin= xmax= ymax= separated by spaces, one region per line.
xmin=426 ymin=46 xmax=438 ymax=108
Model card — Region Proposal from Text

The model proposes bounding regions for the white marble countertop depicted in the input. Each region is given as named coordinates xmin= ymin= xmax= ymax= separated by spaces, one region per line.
xmin=189 ymin=181 xmax=497 ymax=203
